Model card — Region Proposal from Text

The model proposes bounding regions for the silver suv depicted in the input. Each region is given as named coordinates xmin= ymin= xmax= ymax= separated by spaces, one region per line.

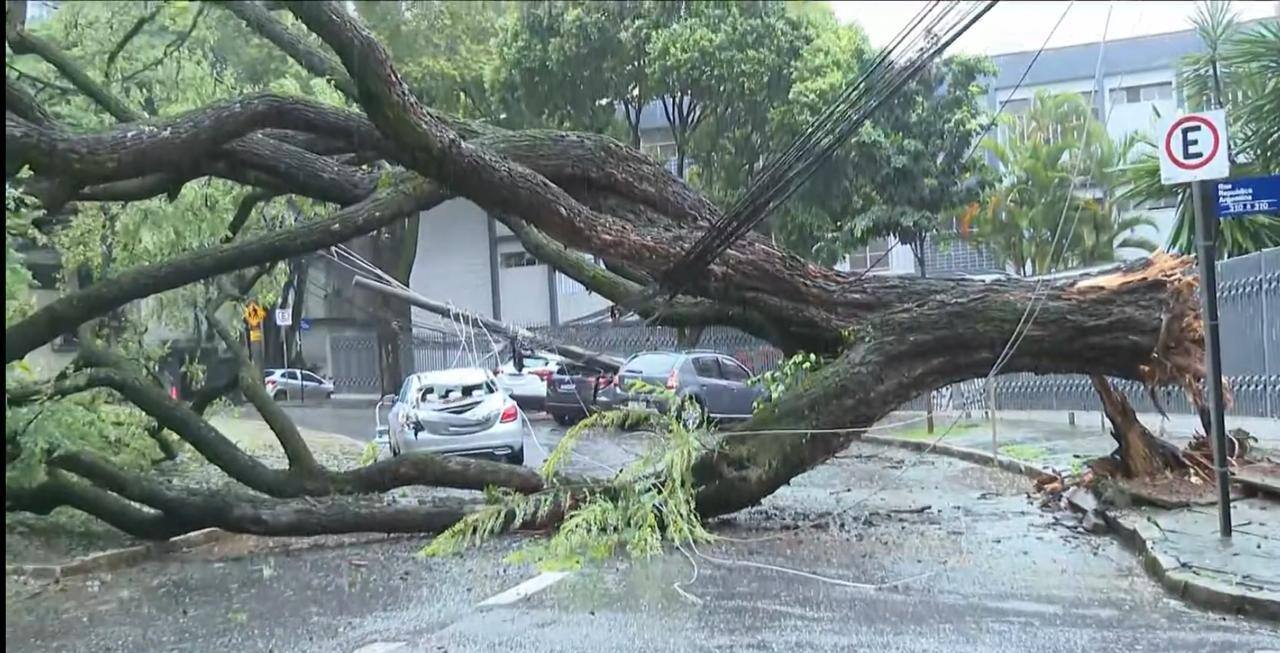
xmin=614 ymin=350 xmax=762 ymax=428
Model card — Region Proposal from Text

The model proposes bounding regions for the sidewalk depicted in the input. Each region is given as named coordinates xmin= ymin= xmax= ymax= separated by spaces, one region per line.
xmin=875 ymin=410 xmax=1280 ymax=620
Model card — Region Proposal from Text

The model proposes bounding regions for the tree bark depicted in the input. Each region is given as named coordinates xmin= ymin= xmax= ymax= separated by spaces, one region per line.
xmin=1090 ymin=374 xmax=1184 ymax=478
xmin=5 ymin=175 xmax=443 ymax=364
xmin=12 ymin=453 xmax=475 ymax=540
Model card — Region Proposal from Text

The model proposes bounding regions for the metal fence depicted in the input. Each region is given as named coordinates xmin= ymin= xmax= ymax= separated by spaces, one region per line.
xmin=331 ymin=248 xmax=1278 ymax=418
xmin=909 ymin=248 xmax=1279 ymax=419
xmin=329 ymin=322 xmax=781 ymax=395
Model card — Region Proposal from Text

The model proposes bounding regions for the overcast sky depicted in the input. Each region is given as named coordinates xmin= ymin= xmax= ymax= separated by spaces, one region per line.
xmin=828 ymin=1 xmax=1279 ymax=55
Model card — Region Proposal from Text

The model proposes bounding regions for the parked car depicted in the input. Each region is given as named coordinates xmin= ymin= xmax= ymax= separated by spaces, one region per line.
xmin=264 ymin=368 xmax=335 ymax=401
xmin=494 ymin=349 xmax=563 ymax=411
xmin=545 ymin=361 xmax=618 ymax=426
xmin=613 ymin=350 xmax=762 ymax=428
xmin=380 ymin=367 xmax=525 ymax=465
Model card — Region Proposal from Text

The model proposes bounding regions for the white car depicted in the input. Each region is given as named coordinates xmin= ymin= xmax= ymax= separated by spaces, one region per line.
xmin=264 ymin=368 xmax=335 ymax=401
xmin=494 ymin=350 xmax=563 ymax=411
xmin=381 ymin=368 xmax=525 ymax=465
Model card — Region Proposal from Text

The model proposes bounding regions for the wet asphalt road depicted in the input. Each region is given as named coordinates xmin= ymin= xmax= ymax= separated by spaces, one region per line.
xmin=6 ymin=409 xmax=1279 ymax=652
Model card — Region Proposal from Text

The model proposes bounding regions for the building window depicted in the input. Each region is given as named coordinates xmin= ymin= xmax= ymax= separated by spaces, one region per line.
xmin=641 ymin=141 xmax=678 ymax=162
xmin=499 ymin=251 xmax=539 ymax=268
xmin=1138 ymin=195 xmax=1178 ymax=210
xmin=1109 ymin=82 xmax=1172 ymax=105
xmin=847 ymin=238 xmax=893 ymax=272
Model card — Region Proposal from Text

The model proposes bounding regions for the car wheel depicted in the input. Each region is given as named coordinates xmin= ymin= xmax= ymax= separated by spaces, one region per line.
xmin=679 ymin=397 xmax=707 ymax=431
xmin=325 ymin=391 xmax=334 ymax=400
xmin=273 ymin=390 xmax=287 ymax=401
xmin=505 ymin=447 xmax=525 ymax=466
xmin=552 ymin=412 xmax=575 ymax=427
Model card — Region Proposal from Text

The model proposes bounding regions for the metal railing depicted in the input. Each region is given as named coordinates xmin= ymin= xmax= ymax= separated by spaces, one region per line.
xmin=331 ymin=248 xmax=1277 ymax=418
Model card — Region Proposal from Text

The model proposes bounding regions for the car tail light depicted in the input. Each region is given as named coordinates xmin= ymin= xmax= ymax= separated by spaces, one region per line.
xmin=266 ymin=380 xmax=276 ymax=389
xmin=499 ymin=402 xmax=518 ymax=423
xmin=666 ymin=369 xmax=679 ymax=390
xmin=532 ymin=368 xmax=553 ymax=381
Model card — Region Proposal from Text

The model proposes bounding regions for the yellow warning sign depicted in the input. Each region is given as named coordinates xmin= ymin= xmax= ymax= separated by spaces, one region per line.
xmin=244 ymin=301 xmax=266 ymax=328
xmin=249 ymin=328 xmax=263 ymax=342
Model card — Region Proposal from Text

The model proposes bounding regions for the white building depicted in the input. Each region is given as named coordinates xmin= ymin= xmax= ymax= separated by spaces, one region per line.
xmin=977 ymin=26 xmax=1207 ymax=272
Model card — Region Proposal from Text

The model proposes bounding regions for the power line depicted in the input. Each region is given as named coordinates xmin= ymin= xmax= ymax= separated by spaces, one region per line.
xmin=987 ymin=0 xmax=1116 ymax=379
xmin=662 ymin=1 xmax=998 ymax=294
xmin=960 ymin=0 xmax=1076 ymax=165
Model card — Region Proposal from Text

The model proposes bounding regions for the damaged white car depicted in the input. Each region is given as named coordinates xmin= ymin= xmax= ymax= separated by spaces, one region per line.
xmin=381 ymin=368 xmax=526 ymax=465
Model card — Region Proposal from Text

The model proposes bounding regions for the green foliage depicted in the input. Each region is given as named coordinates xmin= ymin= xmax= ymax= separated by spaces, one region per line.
xmin=998 ymin=443 xmax=1049 ymax=462
xmin=6 ymin=385 xmax=160 ymax=487
xmin=6 ymin=179 xmax=42 ymax=325
xmin=976 ymin=91 xmax=1158 ymax=275
xmin=357 ymin=441 xmax=379 ymax=467
xmin=1120 ymin=3 xmax=1280 ymax=257
xmin=771 ymin=48 xmax=996 ymax=265
xmin=750 ymin=351 xmax=828 ymax=413
xmin=421 ymin=385 xmax=711 ymax=570
xmin=355 ymin=1 xmax=512 ymax=119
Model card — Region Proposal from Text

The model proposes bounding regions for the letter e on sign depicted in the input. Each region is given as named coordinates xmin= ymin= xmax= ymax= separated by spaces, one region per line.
xmin=1158 ymin=110 xmax=1229 ymax=184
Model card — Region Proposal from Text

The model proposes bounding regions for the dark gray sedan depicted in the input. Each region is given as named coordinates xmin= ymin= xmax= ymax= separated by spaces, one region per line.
xmin=613 ymin=350 xmax=762 ymax=428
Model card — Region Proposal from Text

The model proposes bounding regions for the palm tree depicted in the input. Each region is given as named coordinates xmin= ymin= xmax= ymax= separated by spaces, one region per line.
xmin=1120 ymin=2 xmax=1280 ymax=258
xmin=974 ymin=91 xmax=1158 ymax=275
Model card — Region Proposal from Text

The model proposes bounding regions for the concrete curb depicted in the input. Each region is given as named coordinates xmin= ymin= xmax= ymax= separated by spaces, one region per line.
xmin=5 ymin=528 xmax=233 ymax=582
xmin=858 ymin=433 xmax=1056 ymax=482
xmin=1101 ymin=510 xmax=1280 ymax=622
xmin=860 ymin=433 xmax=1280 ymax=622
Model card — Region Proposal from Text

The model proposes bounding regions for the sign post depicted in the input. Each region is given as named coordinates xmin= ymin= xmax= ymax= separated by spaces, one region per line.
xmin=244 ymin=301 xmax=266 ymax=363
xmin=1158 ymin=109 xmax=1232 ymax=538
xmin=275 ymin=308 xmax=293 ymax=400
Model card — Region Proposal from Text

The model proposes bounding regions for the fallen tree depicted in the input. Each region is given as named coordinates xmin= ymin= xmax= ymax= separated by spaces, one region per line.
xmin=4 ymin=1 xmax=1207 ymax=541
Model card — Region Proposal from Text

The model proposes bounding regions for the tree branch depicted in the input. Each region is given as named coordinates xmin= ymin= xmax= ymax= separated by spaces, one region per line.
xmin=5 ymin=174 xmax=444 ymax=363
xmin=6 ymin=469 xmax=189 ymax=540
xmin=6 ymin=93 xmax=382 ymax=186
xmin=36 ymin=451 xmax=478 ymax=539
xmin=6 ymin=18 xmax=144 ymax=122
xmin=104 ymin=5 xmax=164 ymax=76
xmin=118 ymin=4 xmax=208 ymax=84
xmin=5 ymin=74 xmax=53 ymax=125
xmin=216 ymin=0 xmax=359 ymax=102
xmin=206 ymin=310 xmax=322 ymax=475
xmin=224 ymin=189 xmax=277 ymax=241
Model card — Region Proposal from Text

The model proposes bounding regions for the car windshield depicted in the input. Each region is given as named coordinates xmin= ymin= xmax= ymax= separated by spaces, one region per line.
xmin=622 ymin=353 xmax=679 ymax=375
xmin=418 ymin=379 xmax=498 ymax=405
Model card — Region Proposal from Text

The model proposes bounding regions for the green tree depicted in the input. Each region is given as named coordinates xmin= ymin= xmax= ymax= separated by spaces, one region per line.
xmin=684 ymin=2 xmax=819 ymax=197
xmin=1121 ymin=2 xmax=1280 ymax=257
xmin=769 ymin=46 xmax=995 ymax=269
xmin=976 ymin=91 xmax=1158 ymax=276
xmin=354 ymin=1 xmax=513 ymax=120
xmin=491 ymin=1 xmax=643 ymax=136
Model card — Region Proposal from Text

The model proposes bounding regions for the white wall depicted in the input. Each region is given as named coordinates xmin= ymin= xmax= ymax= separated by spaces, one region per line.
xmin=409 ymin=199 xmax=494 ymax=330
xmin=496 ymin=239 xmax=550 ymax=326
xmin=1101 ymin=68 xmax=1177 ymax=144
